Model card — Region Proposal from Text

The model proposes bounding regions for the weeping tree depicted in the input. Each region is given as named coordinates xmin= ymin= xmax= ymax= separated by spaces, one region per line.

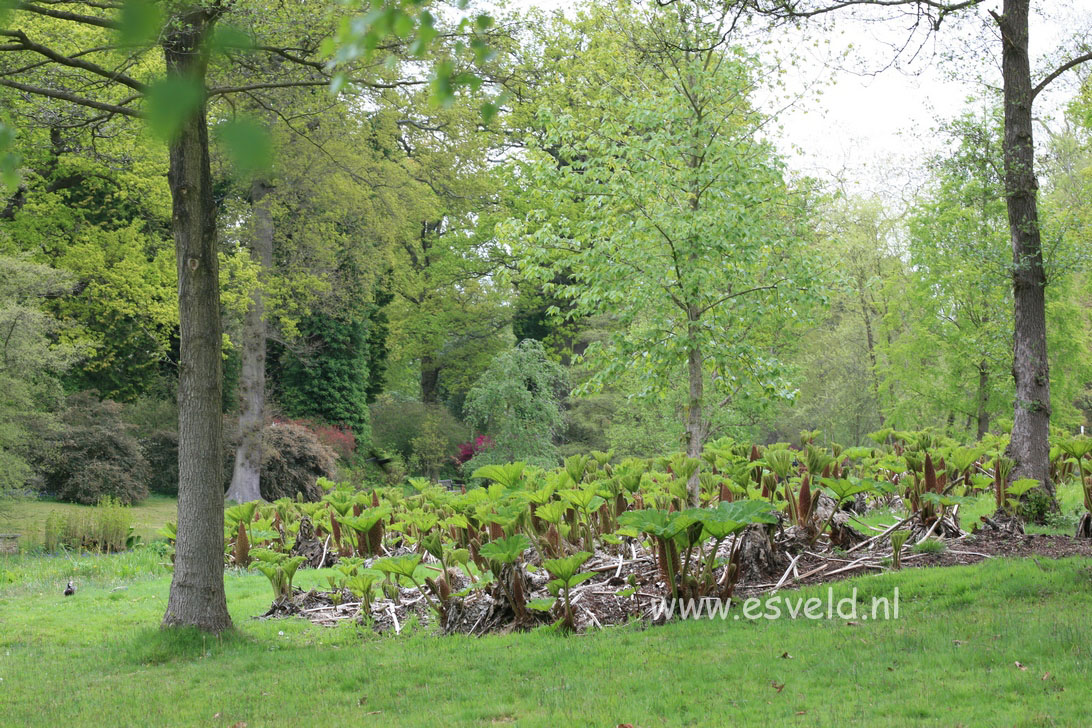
xmin=507 ymin=2 xmax=820 ymax=505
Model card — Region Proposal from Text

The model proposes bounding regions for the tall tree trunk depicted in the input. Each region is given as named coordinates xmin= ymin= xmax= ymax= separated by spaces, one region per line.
xmin=226 ymin=178 xmax=274 ymax=504
xmin=976 ymin=360 xmax=990 ymax=440
xmin=161 ymin=10 xmax=233 ymax=633
xmin=856 ymin=277 xmax=884 ymax=427
xmin=685 ymin=313 xmax=704 ymax=507
xmin=420 ymin=355 xmax=440 ymax=404
xmin=997 ymin=0 xmax=1054 ymax=496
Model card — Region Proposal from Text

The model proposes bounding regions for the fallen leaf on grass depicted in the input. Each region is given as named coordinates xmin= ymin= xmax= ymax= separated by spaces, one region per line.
xmin=846 ymin=621 xmax=859 ymax=626
xmin=952 ymin=640 xmax=965 ymax=646
xmin=230 ymin=723 xmax=247 ymax=728
xmin=771 ymin=681 xmax=785 ymax=693
xmin=780 ymin=652 xmax=792 ymax=659
xmin=1015 ymin=661 xmax=1027 ymax=671
xmin=1041 ymin=672 xmax=1052 ymax=681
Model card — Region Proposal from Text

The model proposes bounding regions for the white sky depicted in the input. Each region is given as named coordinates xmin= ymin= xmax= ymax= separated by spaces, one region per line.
xmin=505 ymin=0 xmax=1092 ymax=192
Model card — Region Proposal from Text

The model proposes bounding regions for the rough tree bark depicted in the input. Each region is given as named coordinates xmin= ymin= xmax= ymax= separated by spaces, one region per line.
xmin=995 ymin=0 xmax=1053 ymax=495
xmin=226 ymin=178 xmax=274 ymax=504
xmin=160 ymin=8 xmax=233 ymax=633
xmin=685 ymin=313 xmax=705 ymax=507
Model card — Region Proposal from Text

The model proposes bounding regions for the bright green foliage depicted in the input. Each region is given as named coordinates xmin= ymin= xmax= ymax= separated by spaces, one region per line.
xmin=506 ymin=4 xmax=820 ymax=469
xmin=479 ymin=534 xmax=531 ymax=566
xmin=471 ymin=462 xmax=527 ymax=489
xmin=372 ymin=553 xmax=422 ymax=581
xmin=251 ymin=549 xmax=307 ymax=600
xmin=0 ymin=126 xmax=176 ymax=400
xmin=542 ymin=550 xmax=594 ymax=631
xmin=693 ymin=500 xmax=778 ymax=541
xmin=884 ymin=108 xmax=1013 ymax=436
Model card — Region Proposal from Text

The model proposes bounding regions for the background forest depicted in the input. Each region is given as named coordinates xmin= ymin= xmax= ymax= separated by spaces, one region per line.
xmin=2 ymin=0 xmax=1092 ymax=509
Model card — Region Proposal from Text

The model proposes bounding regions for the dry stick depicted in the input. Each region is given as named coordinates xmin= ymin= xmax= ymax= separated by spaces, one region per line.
xmin=826 ymin=559 xmax=883 ymax=577
xmin=948 ymin=550 xmax=992 ymax=558
xmin=916 ymin=516 xmax=942 ymax=546
xmin=301 ymin=601 xmax=361 ymax=613
xmin=468 ymin=609 xmax=486 ymax=636
xmin=615 ymin=553 xmax=624 ymax=578
xmin=796 ymin=563 xmax=830 ymax=581
xmin=803 ymin=551 xmax=860 ymax=564
xmin=847 ymin=515 xmax=914 ymax=554
xmin=590 ymin=557 xmax=652 ymax=573
xmin=583 ymin=607 xmax=603 ymax=629
xmin=773 ymin=553 xmax=803 ymax=592
xmin=319 ymin=535 xmax=331 ymax=568
xmin=387 ymin=604 xmax=401 ymax=635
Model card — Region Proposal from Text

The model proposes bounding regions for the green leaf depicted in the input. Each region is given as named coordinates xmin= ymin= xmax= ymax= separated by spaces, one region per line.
xmin=820 ymin=477 xmax=879 ymax=505
xmin=527 ymin=597 xmax=556 ymax=612
xmin=479 ymin=534 xmax=531 ymax=565
xmin=118 ymin=0 xmax=162 ymax=46
xmin=373 ymin=553 xmax=422 ymax=580
xmin=688 ymin=499 xmax=777 ymax=540
xmin=214 ymin=118 xmax=273 ymax=177
xmin=1006 ymin=478 xmax=1040 ymax=498
xmin=542 ymin=551 xmax=592 ymax=584
xmin=144 ymin=77 xmax=203 ymax=141
xmin=210 ymin=23 xmax=254 ymax=53
xmin=471 ymin=462 xmax=527 ymax=488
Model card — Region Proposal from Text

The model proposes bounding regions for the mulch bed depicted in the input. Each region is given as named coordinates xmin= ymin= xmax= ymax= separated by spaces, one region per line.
xmin=258 ymin=527 xmax=1092 ymax=635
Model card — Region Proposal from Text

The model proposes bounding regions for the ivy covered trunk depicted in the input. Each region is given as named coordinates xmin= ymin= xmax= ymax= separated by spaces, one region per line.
xmin=161 ymin=9 xmax=233 ymax=633
xmin=997 ymin=0 xmax=1054 ymax=496
xmin=227 ymin=178 xmax=274 ymax=505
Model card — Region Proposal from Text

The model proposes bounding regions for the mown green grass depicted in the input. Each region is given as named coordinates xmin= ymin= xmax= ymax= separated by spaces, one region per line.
xmin=1 ymin=549 xmax=1089 ymax=727
xmin=0 ymin=494 xmax=178 ymax=546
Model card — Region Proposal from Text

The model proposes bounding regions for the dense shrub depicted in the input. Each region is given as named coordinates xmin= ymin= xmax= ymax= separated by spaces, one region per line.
xmin=273 ymin=417 xmax=356 ymax=461
xmin=142 ymin=430 xmax=180 ymax=496
xmin=223 ymin=421 xmax=337 ymax=502
xmin=371 ymin=394 xmax=469 ymax=474
xmin=44 ymin=392 xmax=149 ymax=505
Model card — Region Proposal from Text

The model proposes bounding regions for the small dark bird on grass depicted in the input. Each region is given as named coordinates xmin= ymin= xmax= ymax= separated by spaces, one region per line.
xmin=64 ymin=581 xmax=75 ymax=596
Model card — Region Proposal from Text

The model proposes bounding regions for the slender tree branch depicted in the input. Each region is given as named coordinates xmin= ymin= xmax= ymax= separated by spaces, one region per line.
xmin=0 ymin=29 xmax=146 ymax=92
xmin=0 ymin=77 xmax=143 ymax=117
xmin=13 ymin=1 xmax=121 ymax=29
xmin=207 ymin=77 xmax=426 ymax=96
xmin=1032 ymin=51 xmax=1092 ymax=100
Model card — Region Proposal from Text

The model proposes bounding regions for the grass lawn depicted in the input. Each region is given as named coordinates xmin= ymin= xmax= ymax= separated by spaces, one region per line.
xmin=1 ymin=549 xmax=1089 ymax=727
xmin=0 ymin=495 xmax=178 ymax=545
